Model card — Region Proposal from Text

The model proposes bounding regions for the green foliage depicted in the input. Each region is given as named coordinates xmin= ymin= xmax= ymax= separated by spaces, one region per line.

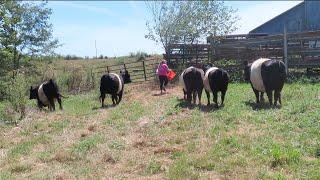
xmin=145 ymin=1 xmax=239 ymax=50
xmin=0 ymin=1 xmax=59 ymax=70
xmin=3 ymin=72 xmax=28 ymax=124
xmin=64 ymin=54 xmax=83 ymax=60
xmin=129 ymin=51 xmax=149 ymax=61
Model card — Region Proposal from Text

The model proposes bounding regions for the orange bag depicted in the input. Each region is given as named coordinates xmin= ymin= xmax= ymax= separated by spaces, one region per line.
xmin=167 ymin=70 xmax=176 ymax=81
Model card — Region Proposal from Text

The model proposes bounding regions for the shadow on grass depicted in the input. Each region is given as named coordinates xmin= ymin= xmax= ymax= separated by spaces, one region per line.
xmin=152 ymin=92 xmax=169 ymax=96
xmin=244 ymin=101 xmax=281 ymax=110
xmin=175 ymin=98 xmax=221 ymax=112
xmin=92 ymin=104 xmax=116 ymax=110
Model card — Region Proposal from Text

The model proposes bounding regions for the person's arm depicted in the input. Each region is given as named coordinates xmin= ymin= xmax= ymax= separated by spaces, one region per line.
xmin=164 ymin=64 xmax=170 ymax=73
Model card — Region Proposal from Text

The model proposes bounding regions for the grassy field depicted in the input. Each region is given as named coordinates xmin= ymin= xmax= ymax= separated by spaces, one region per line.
xmin=0 ymin=82 xmax=320 ymax=179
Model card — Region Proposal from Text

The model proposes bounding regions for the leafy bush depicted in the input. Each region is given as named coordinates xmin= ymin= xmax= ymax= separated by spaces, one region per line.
xmin=3 ymin=72 xmax=28 ymax=124
xmin=128 ymin=51 xmax=149 ymax=61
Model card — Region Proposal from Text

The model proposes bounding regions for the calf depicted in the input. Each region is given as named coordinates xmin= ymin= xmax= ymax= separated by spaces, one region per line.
xmin=244 ymin=58 xmax=286 ymax=106
xmin=29 ymin=79 xmax=64 ymax=111
xmin=179 ymin=66 xmax=204 ymax=104
xmin=100 ymin=72 xmax=125 ymax=107
xmin=202 ymin=64 xmax=229 ymax=107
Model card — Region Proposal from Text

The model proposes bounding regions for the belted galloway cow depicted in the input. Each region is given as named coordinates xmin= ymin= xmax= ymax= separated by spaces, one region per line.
xmin=244 ymin=58 xmax=286 ymax=106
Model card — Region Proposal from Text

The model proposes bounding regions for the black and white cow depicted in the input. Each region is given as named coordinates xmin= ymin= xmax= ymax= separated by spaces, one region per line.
xmin=100 ymin=72 xmax=125 ymax=107
xmin=202 ymin=64 xmax=229 ymax=107
xmin=179 ymin=66 xmax=204 ymax=104
xmin=29 ymin=79 xmax=64 ymax=111
xmin=244 ymin=58 xmax=286 ymax=106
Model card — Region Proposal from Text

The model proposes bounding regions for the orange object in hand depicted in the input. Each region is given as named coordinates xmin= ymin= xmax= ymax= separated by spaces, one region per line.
xmin=167 ymin=70 xmax=176 ymax=81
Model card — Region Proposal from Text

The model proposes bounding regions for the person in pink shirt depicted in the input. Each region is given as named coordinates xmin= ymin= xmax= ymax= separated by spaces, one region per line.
xmin=156 ymin=60 xmax=170 ymax=94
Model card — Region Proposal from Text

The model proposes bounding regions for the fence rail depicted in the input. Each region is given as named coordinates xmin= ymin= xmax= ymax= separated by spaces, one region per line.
xmin=165 ymin=30 xmax=320 ymax=72
xmin=94 ymin=57 xmax=161 ymax=83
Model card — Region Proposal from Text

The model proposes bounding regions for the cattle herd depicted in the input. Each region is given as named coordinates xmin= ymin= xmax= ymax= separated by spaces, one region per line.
xmin=29 ymin=58 xmax=286 ymax=111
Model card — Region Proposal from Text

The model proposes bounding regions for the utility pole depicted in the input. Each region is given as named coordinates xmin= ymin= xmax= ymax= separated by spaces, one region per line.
xmin=95 ymin=40 xmax=97 ymax=59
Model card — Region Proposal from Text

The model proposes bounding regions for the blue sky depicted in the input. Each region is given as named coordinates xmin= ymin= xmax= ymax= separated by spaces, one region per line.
xmin=47 ymin=1 xmax=302 ymax=57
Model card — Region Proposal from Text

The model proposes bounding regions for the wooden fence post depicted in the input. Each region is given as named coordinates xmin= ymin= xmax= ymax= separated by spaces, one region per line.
xmin=283 ymin=25 xmax=288 ymax=74
xmin=142 ymin=61 xmax=147 ymax=81
xmin=106 ymin=66 xmax=110 ymax=73
xmin=207 ymin=45 xmax=210 ymax=63
xmin=196 ymin=45 xmax=199 ymax=65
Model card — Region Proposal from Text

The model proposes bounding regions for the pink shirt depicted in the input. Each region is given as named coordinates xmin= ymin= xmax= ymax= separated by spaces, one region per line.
xmin=157 ymin=63 xmax=169 ymax=76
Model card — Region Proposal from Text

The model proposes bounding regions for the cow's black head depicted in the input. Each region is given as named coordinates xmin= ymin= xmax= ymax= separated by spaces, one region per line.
xmin=202 ymin=63 xmax=214 ymax=73
xmin=243 ymin=61 xmax=251 ymax=82
xmin=29 ymin=86 xmax=38 ymax=99
xmin=120 ymin=69 xmax=131 ymax=84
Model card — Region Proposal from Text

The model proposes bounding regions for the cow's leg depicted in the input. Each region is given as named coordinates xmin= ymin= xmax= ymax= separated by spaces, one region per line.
xmin=37 ymin=100 xmax=43 ymax=110
xmin=49 ymin=98 xmax=55 ymax=111
xmin=192 ymin=91 xmax=197 ymax=104
xmin=183 ymin=89 xmax=187 ymax=100
xmin=101 ymin=94 xmax=105 ymax=107
xmin=274 ymin=90 xmax=281 ymax=106
xmin=57 ymin=97 xmax=63 ymax=110
xmin=278 ymin=93 xmax=282 ymax=105
xmin=253 ymin=89 xmax=260 ymax=103
xmin=198 ymin=89 xmax=202 ymax=105
xmin=266 ymin=90 xmax=273 ymax=106
xmin=114 ymin=95 xmax=119 ymax=105
xmin=221 ymin=90 xmax=226 ymax=106
xmin=205 ymin=90 xmax=210 ymax=106
xmin=111 ymin=94 xmax=116 ymax=105
xmin=260 ymin=92 xmax=265 ymax=102
xmin=250 ymin=83 xmax=260 ymax=103
xmin=187 ymin=91 xmax=192 ymax=104
xmin=213 ymin=91 xmax=218 ymax=108
xmin=117 ymin=91 xmax=123 ymax=104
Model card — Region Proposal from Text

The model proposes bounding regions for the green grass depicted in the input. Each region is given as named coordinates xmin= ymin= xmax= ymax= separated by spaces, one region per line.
xmin=72 ymin=134 xmax=103 ymax=155
xmin=0 ymin=82 xmax=319 ymax=179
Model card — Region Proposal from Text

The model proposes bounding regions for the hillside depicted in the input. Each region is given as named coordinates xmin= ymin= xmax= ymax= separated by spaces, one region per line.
xmin=0 ymin=82 xmax=320 ymax=179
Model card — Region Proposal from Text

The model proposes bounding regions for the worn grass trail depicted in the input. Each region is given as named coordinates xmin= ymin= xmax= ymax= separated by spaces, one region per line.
xmin=0 ymin=83 xmax=320 ymax=179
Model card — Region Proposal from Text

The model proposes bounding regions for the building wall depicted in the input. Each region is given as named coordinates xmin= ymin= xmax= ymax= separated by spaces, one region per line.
xmin=306 ymin=1 xmax=320 ymax=31
xmin=249 ymin=1 xmax=320 ymax=35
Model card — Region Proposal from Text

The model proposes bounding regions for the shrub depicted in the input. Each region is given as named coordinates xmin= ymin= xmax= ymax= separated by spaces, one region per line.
xmin=136 ymin=51 xmax=148 ymax=61
xmin=3 ymin=72 xmax=28 ymax=124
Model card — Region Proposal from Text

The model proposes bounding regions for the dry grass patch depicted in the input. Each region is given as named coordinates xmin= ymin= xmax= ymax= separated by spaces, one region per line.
xmin=53 ymin=150 xmax=76 ymax=163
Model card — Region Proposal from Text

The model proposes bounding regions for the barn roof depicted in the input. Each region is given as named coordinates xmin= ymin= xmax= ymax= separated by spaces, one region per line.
xmin=249 ymin=1 xmax=304 ymax=34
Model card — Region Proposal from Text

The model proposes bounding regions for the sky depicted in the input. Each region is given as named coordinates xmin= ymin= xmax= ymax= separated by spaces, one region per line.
xmin=47 ymin=1 xmax=302 ymax=57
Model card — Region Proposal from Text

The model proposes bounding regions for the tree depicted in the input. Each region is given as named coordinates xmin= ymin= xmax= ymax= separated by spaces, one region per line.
xmin=0 ymin=1 xmax=59 ymax=70
xmin=145 ymin=1 xmax=239 ymax=52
